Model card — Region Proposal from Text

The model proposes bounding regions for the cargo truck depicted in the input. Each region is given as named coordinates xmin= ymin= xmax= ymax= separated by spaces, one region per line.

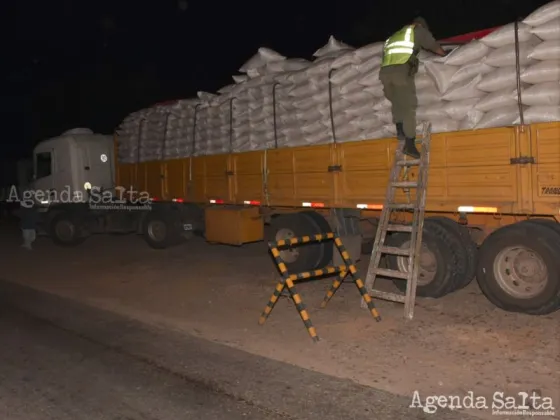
xmin=30 ymin=29 xmax=560 ymax=316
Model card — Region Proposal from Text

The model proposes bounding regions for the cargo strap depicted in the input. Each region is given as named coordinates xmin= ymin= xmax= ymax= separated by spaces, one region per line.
xmin=363 ymin=122 xmax=432 ymax=320
xmin=260 ymin=232 xmax=381 ymax=342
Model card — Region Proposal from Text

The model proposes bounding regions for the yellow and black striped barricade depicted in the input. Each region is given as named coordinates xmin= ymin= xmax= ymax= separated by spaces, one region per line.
xmin=259 ymin=232 xmax=381 ymax=342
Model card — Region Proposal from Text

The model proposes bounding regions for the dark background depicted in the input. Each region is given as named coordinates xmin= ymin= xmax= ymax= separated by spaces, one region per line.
xmin=0 ymin=0 xmax=551 ymax=183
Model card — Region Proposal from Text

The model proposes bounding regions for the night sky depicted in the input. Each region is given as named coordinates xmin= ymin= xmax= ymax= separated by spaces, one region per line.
xmin=0 ymin=0 xmax=551 ymax=181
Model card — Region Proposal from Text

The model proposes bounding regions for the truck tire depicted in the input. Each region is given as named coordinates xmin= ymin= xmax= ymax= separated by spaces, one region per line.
xmin=299 ymin=210 xmax=333 ymax=268
xmin=268 ymin=212 xmax=328 ymax=274
xmin=519 ymin=218 xmax=560 ymax=236
xmin=476 ymin=222 xmax=560 ymax=315
xmin=385 ymin=219 xmax=458 ymax=298
xmin=143 ymin=210 xmax=183 ymax=250
xmin=49 ymin=212 xmax=87 ymax=247
xmin=428 ymin=216 xmax=478 ymax=290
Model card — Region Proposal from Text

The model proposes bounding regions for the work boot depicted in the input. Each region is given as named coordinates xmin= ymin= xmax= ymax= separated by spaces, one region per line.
xmin=403 ymin=137 xmax=420 ymax=159
xmin=395 ymin=122 xmax=405 ymax=141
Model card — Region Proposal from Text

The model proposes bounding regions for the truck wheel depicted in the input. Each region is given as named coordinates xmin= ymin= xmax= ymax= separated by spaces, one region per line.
xmin=49 ymin=212 xmax=87 ymax=247
xmin=476 ymin=222 xmax=560 ymax=315
xmin=143 ymin=211 xmax=182 ymax=250
xmin=428 ymin=216 xmax=478 ymax=290
xmin=268 ymin=212 xmax=327 ymax=274
xmin=385 ymin=220 xmax=457 ymax=298
xmin=299 ymin=210 xmax=333 ymax=268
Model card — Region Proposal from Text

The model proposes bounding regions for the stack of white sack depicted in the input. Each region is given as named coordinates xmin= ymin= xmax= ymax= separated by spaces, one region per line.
xmin=516 ymin=0 xmax=560 ymax=123
xmin=116 ymin=1 xmax=560 ymax=160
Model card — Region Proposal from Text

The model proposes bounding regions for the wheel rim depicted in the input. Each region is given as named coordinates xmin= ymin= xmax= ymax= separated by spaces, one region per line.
xmin=55 ymin=220 xmax=75 ymax=242
xmin=148 ymin=220 xmax=167 ymax=242
xmin=396 ymin=240 xmax=437 ymax=286
xmin=493 ymin=246 xmax=548 ymax=299
xmin=275 ymin=228 xmax=299 ymax=263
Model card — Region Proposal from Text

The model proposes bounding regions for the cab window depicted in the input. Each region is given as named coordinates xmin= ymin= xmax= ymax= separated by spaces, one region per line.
xmin=35 ymin=152 xmax=52 ymax=179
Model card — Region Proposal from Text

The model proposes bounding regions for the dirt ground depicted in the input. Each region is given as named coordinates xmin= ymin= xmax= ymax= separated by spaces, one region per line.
xmin=2 ymin=220 xmax=559 ymax=419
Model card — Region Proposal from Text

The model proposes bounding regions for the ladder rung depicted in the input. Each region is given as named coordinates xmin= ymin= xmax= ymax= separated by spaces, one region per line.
xmin=387 ymin=203 xmax=416 ymax=210
xmin=391 ymin=181 xmax=418 ymax=188
xmin=372 ymin=268 xmax=409 ymax=280
xmin=370 ymin=290 xmax=406 ymax=303
xmin=379 ymin=246 xmax=410 ymax=256
xmin=396 ymin=159 xmax=420 ymax=166
xmin=386 ymin=224 xmax=413 ymax=232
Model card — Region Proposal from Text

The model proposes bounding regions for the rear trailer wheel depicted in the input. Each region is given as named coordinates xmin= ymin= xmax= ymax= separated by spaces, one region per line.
xmin=268 ymin=212 xmax=330 ymax=273
xmin=299 ymin=210 xmax=333 ymax=268
xmin=429 ymin=216 xmax=478 ymax=290
xmin=476 ymin=223 xmax=560 ymax=315
xmin=385 ymin=220 xmax=457 ymax=298
xmin=143 ymin=211 xmax=183 ymax=250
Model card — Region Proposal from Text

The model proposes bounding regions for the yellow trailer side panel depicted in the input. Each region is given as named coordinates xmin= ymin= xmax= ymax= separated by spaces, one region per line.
xmin=531 ymin=122 xmax=560 ymax=215
xmin=116 ymin=163 xmax=134 ymax=191
xmin=266 ymin=144 xmax=336 ymax=206
xmin=163 ymin=158 xmax=189 ymax=200
xmin=191 ymin=154 xmax=231 ymax=202
xmin=231 ymin=151 xmax=264 ymax=204
xmin=145 ymin=161 xmax=163 ymax=199
xmin=335 ymin=127 xmax=519 ymax=212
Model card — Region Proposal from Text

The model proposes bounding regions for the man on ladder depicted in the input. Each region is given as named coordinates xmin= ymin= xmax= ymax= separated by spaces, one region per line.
xmin=380 ymin=17 xmax=447 ymax=158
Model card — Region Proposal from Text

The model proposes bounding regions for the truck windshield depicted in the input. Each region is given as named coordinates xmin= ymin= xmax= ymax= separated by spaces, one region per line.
xmin=35 ymin=152 xmax=52 ymax=179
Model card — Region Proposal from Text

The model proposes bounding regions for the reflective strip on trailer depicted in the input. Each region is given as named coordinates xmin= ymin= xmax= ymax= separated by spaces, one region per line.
xmin=210 ymin=199 xmax=225 ymax=204
xmin=302 ymin=202 xmax=325 ymax=208
xmin=356 ymin=204 xmax=384 ymax=210
xmin=243 ymin=200 xmax=261 ymax=206
xmin=458 ymin=206 xmax=498 ymax=213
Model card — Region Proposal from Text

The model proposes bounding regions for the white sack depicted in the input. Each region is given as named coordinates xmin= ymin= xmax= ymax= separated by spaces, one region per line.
xmin=417 ymin=87 xmax=442 ymax=105
xmin=478 ymin=66 xmax=525 ymax=92
xmin=515 ymin=105 xmax=560 ymax=123
xmin=430 ymin=118 xmax=460 ymax=133
xmin=330 ymin=63 xmax=360 ymax=85
xmin=530 ymin=19 xmax=560 ymax=40
xmin=363 ymin=85 xmax=385 ymax=97
xmin=442 ymin=75 xmax=485 ymax=101
xmin=377 ymin=109 xmax=394 ymax=124
xmin=362 ymin=126 xmax=390 ymax=140
xmin=232 ymin=75 xmax=248 ymax=83
xmin=331 ymin=50 xmax=360 ymax=69
xmin=480 ymin=23 xmax=533 ymax=48
xmin=523 ymin=0 xmax=560 ymax=26
xmin=314 ymin=35 xmax=352 ymax=57
xmin=417 ymin=103 xmax=448 ymax=120
xmin=459 ymin=109 xmax=486 ymax=130
xmin=476 ymin=105 xmax=521 ymax=128
xmin=373 ymin=97 xmax=391 ymax=111
xmin=355 ymin=42 xmax=384 ymax=60
xmin=267 ymin=58 xmax=310 ymax=73
xmin=415 ymin=73 xmax=436 ymax=90
xmin=357 ymin=55 xmax=382 ymax=73
xmin=445 ymin=40 xmax=490 ymax=66
xmin=484 ymin=39 xmax=539 ymax=67
xmin=424 ymin=62 xmax=459 ymax=93
xmin=357 ymin=69 xmax=381 ymax=86
xmin=239 ymin=47 xmax=286 ymax=72
xmin=528 ymin=40 xmax=560 ymax=60
xmin=443 ymin=98 xmax=480 ymax=121
xmin=475 ymin=87 xmax=518 ymax=111
xmin=520 ymin=60 xmax=560 ymax=83
xmin=521 ymin=81 xmax=560 ymax=105
xmin=451 ymin=62 xmax=494 ymax=85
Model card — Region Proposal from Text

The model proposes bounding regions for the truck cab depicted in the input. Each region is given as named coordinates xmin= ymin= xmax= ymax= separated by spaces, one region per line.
xmin=32 ymin=128 xmax=115 ymax=205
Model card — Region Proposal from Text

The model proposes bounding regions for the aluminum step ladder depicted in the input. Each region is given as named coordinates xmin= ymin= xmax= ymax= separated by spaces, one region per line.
xmin=362 ymin=122 xmax=432 ymax=320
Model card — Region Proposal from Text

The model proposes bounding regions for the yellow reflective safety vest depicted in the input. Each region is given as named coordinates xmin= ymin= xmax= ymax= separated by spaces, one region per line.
xmin=381 ymin=25 xmax=416 ymax=67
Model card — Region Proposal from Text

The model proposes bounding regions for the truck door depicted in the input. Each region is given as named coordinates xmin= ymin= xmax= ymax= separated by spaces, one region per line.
xmin=33 ymin=149 xmax=54 ymax=204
